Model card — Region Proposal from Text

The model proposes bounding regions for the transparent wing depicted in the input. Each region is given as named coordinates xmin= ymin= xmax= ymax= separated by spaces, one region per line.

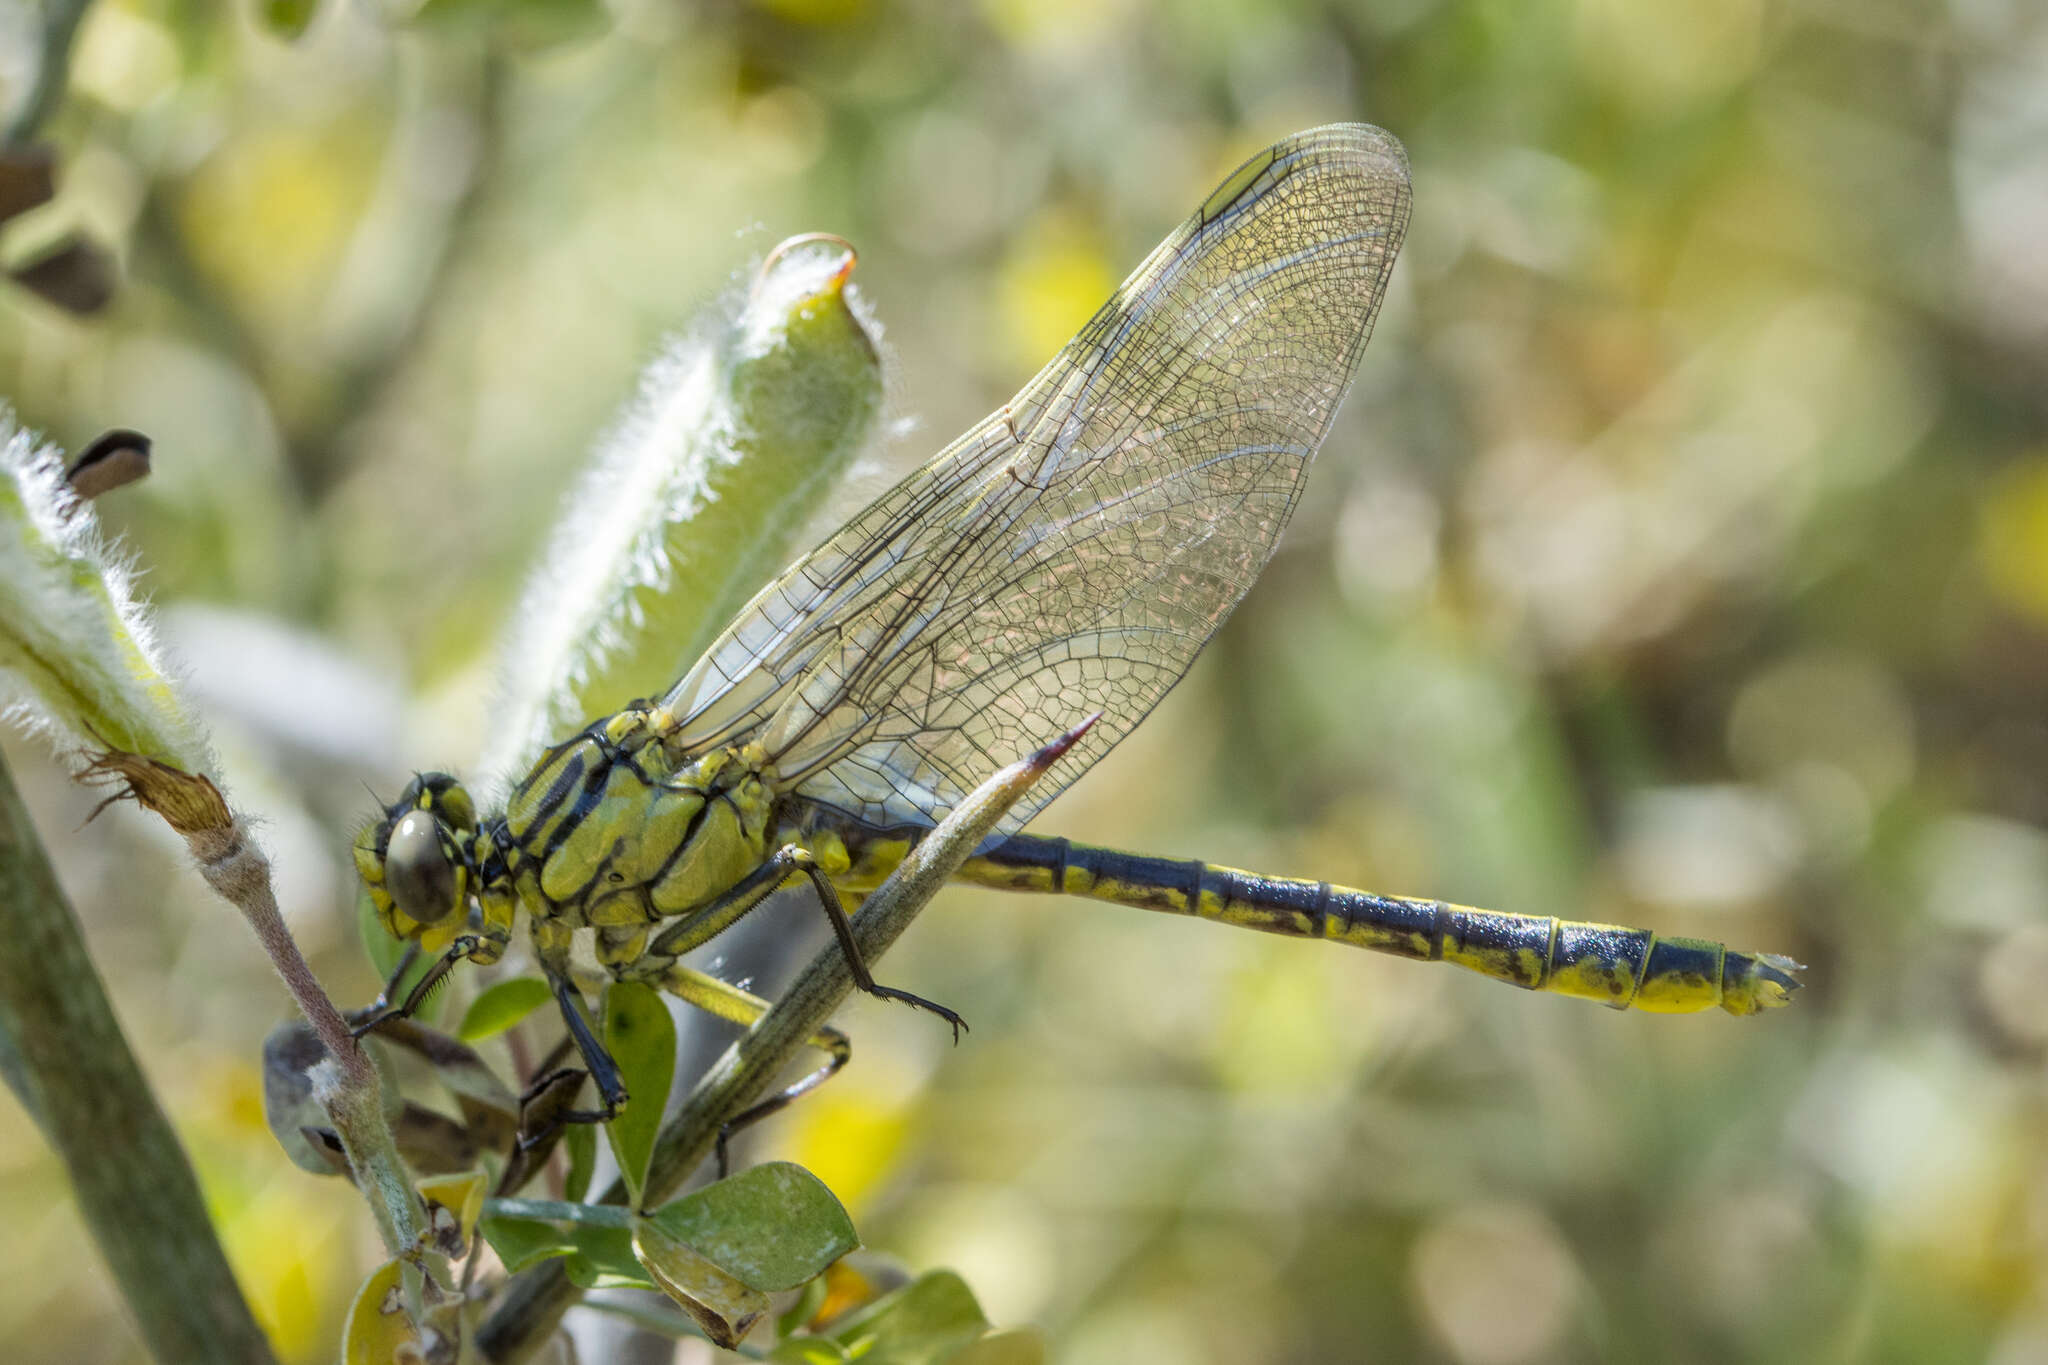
xmin=658 ymin=123 xmax=1411 ymax=833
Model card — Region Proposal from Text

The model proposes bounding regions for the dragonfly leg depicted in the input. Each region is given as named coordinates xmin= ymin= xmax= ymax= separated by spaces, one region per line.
xmin=553 ymin=970 xmax=626 ymax=1123
xmin=500 ymin=1063 xmax=597 ymax=1179
xmin=526 ymin=916 xmax=628 ymax=1128
xmin=350 ymin=936 xmax=481 ymax=1037
xmin=362 ymin=940 xmax=420 ymax=1015
xmin=644 ymin=845 xmax=966 ymax=1039
xmin=784 ymin=847 xmax=968 ymax=1042
xmin=484 ymin=1036 xmax=597 ymax=1188
xmin=523 ymin=970 xmax=627 ymax=1133
xmin=644 ymin=847 xmax=818 ymax=960
xmin=639 ymin=962 xmax=852 ymax=1177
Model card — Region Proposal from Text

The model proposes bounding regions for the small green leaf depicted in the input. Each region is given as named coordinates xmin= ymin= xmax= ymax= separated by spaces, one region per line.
xmin=558 ymin=1224 xmax=654 ymax=1290
xmin=562 ymin=1119 xmax=596 ymax=1204
xmin=458 ymin=977 xmax=553 ymax=1041
xmin=769 ymin=1338 xmax=851 ymax=1363
xmin=602 ymin=981 xmax=675 ymax=1206
xmin=643 ymin=1161 xmax=857 ymax=1293
xmin=480 ymin=1216 xmax=651 ymax=1288
xmin=479 ymin=1217 xmax=575 ymax=1276
xmin=777 ymin=1273 xmax=832 ymax=1340
xmin=824 ymin=1271 xmax=990 ymax=1365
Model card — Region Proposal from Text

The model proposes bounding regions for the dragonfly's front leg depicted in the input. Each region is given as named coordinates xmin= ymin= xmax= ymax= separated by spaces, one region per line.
xmin=647 ymin=844 xmax=968 ymax=1041
xmin=357 ymin=939 xmax=420 ymax=1017
xmin=349 ymin=936 xmax=484 ymax=1037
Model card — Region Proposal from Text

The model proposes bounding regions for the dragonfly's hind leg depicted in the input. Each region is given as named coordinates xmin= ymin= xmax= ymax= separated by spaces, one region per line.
xmin=645 ymin=845 xmax=969 ymax=1041
xmin=635 ymin=960 xmax=853 ymax=1175
xmin=777 ymin=848 xmax=968 ymax=1042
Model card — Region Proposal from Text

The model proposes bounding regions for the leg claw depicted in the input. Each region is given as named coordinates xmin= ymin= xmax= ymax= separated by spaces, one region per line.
xmin=868 ymin=984 xmax=969 ymax=1044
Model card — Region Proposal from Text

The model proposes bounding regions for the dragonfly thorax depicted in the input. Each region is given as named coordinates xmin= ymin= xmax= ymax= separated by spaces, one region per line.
xmin=498 ymin=710 xmax=778 ymax=933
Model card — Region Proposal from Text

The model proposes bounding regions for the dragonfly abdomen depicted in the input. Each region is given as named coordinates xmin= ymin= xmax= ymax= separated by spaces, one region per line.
xmin=962 ymin=834 xmax=1799 ymax=1017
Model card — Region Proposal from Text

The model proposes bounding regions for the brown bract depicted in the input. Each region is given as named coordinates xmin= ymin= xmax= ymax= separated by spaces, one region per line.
xmin=79 ymin=749 xmax=232 ymax=837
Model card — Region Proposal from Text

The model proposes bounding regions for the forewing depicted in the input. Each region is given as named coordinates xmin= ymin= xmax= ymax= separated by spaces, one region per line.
xmin=660 ymin=124 xmax=1411 ymax=832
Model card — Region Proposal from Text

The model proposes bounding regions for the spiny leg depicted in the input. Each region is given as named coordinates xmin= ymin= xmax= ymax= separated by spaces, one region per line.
xmin=506 ymin=848 xmax=966 ymax=1150
xmin=512 ymin=1034 xmax=587 ymax=1128
xmin=498 ymin=1066 xmax=595 ymax=1192
xmin=801 ymin=856 xmax=968 ymax=1039
xmin=364 ymin=940 xmax=420 ymax=1013
xmin=518 ymin=1033 xmax=578 ymax=1103
xmin=544 ymin=971 xmax=627 ymax=1128
xmin=350 ymin=936 xmax=482 ymax=1037
xmin=647 ymin=961 xmax=852 ymax=1177
xmin=496 ymin=868 xmax=823 ymax=1186
xmin=512 ymin=949 xmax=857 ymax=1171
xmin=645 ymin=844 xmax=967 ymax=1040
xmin=491 ymin=1037 xmax=601 ymax=1185
xmin=527 ymin=917 xmax=628 ymax=1131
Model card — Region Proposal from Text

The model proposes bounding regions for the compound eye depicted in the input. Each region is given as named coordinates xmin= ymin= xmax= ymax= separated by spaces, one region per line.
xmin=385 ymin=811 xmax=463 ymax=926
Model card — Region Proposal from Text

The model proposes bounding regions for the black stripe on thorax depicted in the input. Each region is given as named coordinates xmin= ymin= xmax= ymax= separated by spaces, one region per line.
xmin=529 ymin=726 xmax=625 ymax=868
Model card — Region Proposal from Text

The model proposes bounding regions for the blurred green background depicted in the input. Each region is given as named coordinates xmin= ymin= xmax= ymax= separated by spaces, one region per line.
xmin=5 ymin=0 xmax=2048 ymax=1361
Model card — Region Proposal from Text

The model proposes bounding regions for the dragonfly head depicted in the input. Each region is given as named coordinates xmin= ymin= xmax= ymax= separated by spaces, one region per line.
xmin=355 ymin=774 xmax=479 ymax=942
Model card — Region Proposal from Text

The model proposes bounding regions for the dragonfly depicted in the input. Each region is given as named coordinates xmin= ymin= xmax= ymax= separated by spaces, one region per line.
xmin=352 ymin=123 xmax=1800 ymax=1132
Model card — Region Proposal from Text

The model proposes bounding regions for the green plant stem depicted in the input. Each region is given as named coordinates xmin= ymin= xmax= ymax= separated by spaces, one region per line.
xmin=4 ymin=0 xmax=92 ymax=146
xmin=472 ymin=719 xmax=1093 ymax=1363
xmin=0 ymin=753 xmax=278 ymax=1365
xmin=315 ymin=1054 xmax=424 ymax=1263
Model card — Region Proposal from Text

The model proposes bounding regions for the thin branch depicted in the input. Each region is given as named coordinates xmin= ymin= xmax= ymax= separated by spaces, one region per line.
xmin=179 ymin=812 xmax=423 ymax=1262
